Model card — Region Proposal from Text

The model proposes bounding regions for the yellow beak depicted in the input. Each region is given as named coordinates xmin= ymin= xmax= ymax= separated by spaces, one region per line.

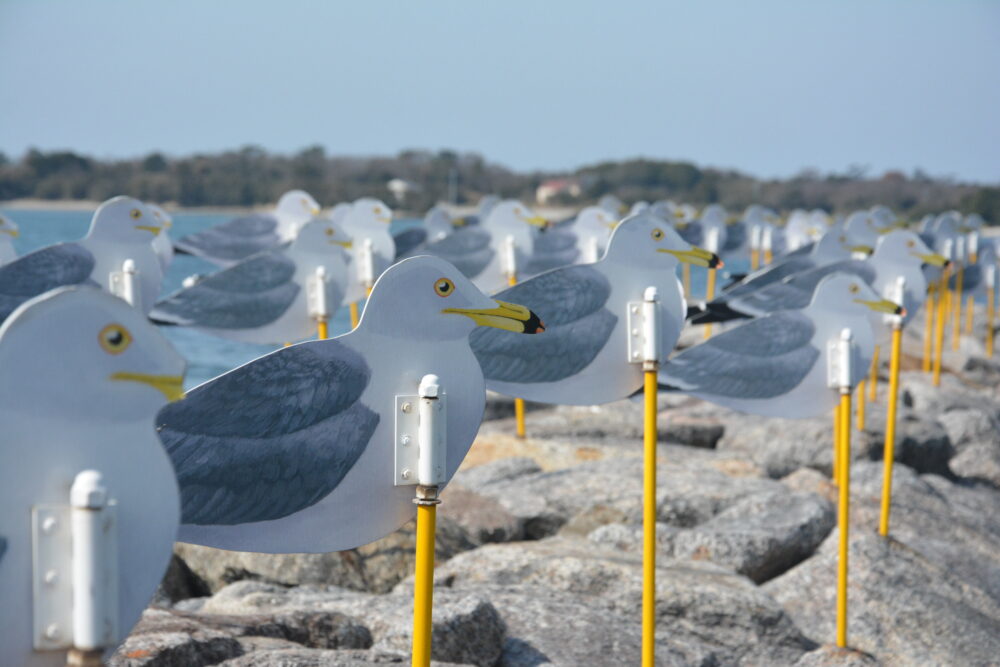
xmin=135 ymin=225 xmax=162 ymax=236
xmin=310 ymin=207 xmax=321 ymax=216
xmin=521 ymin=215 xmax=549 ymax=228
xmin=658 ymin=245 xmax=724 ymax=269
xmin=443 ymin=299 xmax=544 ymax=333
xmin=329 ymin=240 xmax=353 ymax=248
xmin=849 ymin=244 xmax=873 ymax=254
xmin=854 ymin=298 xmax=905 ymax=316
xmin=452 ymin=217 xmax=467 ymax=227
xmin=110 ymin=372 xmax=185 ymax=402
xmin=914 ymin=252 xmax=949 ymax=267
xmin=2 ymin=228 xmax=19 ymax=237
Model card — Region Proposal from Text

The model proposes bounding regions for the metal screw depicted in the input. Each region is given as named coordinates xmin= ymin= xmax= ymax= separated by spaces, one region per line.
xmin=401 ymin=469 xmax=411 ymax=480
xmin=400 ymin=434 xmax=412 ymax=446
xmin=631 ymin=328 xmax=639 ymax=336
xmin=44 ymin=570 xmax=58 ymax=586
xmin=401 ymin=402 xmax=412 ymax=413
xmin=45 ymin=624 xmax=59 ymax=640
xmin=42 ymin=516 xmax=57 ymax=534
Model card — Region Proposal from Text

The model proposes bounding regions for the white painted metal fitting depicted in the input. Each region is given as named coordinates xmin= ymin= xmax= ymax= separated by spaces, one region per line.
xmin=308 ymin=266 xmax=329 ymax=319
xmin=885 ymin=276 xmax=906 ymax=328
xmin=502 ymin=234 xmax=517 ymax=279
xmin=969 ymin=231 xmax=980 ymax=257
xmin=642 ymin=287 xmax=660 ymax=366
xmin=583 ymin=235 xmax=601 ymax=264
xmin=704 ymin=227 xmax=721 ymax=255
xmin=762 ymin=227 xmax=773 ymax=252
xmin=750 ymin=224 xmax=762 ymax=251
xmin=110 ymin=258 xmax=140 ymax=309
xmin=987 ymin=264 xmax=996 ymax=290
xmin=837 ymin=328 xmax=854 ymax=391
xmin=942 ymin=238 xmax=954 ymax=261
xmin=359 ymin=238 xmax=375 ymax=287
xmin=417 ymin=374 xmax=445 ymax=486
xmin=956 ymin=236 xmax=966 ymax=263
xmin=70 ymin=470 xmax=115 ymax=651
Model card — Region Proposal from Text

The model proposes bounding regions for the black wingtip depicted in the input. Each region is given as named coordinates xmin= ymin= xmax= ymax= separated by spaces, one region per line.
xmin=523 ymin=310 xmax=545 ymax=334
xmin=173 ymin=244 xmax=194 ymax=256
xmin=686 ymin=303 xmax=705 ymax=320
xmin=689 ymin=300 xmax=749 ymax=325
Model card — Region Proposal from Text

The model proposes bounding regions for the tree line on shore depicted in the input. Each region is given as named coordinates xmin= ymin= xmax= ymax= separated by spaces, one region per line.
xmin=0 ymin=145 xmax=996 ymax=221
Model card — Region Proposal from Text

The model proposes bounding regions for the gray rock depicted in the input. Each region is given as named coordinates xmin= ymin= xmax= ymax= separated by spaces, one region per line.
xmin=715 ymin=414 xmax=840 ymax=478
xmin=672 ymin=490 xmax=835 ymax=583
xmin=439 ymin=484 xmax=522 ymax=544
xmin=950 ymin=441 xmax=1000 ymax=486
xmin=109 ymin=604 xmax=373 ymax=666
xmin=935 ymin=407 xmax=1000 ymax=453
xmin=219 ymin=647 xmax=468 ymax=666
xmin=792 ymin=646 xmax=881 ymax=666
xmin=175 ymin=516 xmax=475 ymax=595
xmin=200 ymin=583 xmax=504 ymax=667
xmin=156 ymin=553 xmax=212 ymax=605
xmin=433 ymin=537 xmax=816 ymax=665
xmin=859 ymin=414 xmax=954 ymax=477
xmin=452 ymin=457 xmax=542 ymax=489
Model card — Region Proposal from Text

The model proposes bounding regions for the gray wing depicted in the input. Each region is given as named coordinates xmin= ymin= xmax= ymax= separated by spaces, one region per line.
xmin=175 ymin=214 xmax=282 ymax=264
xmin=525 ymin=228 xmax=580 ymax=274
xmin=157 ymin=342 xmax=380 ymax=525
xmin=150 ymin=250 xmax=299 ymax=329
xmin=392 ymin=227 xmax=428 ymax=260
xmin=732 ymin=260 xmax=875 ymax=315
xmin=471 ymin=265 xmax=617 ymax=383
xmin=0 ymin=243 xmax=95 ymax=322
xmin=722 ymin=256 xmax=817 ymax=298
xmin=662 ymin=311 xmax=819 ymax=399
xmin=0 ymin=536 xmax=6 ymax=564
xmin=418 ymin=228 xmax=495 ymax=278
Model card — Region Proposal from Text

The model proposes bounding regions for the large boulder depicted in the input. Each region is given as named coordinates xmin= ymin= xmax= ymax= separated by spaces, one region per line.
xmin=175 ymin=516 xmax=476 ymax=596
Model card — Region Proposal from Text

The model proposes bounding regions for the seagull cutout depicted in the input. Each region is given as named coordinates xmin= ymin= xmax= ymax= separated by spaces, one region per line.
xmin=156 ymin=255 xmax=543 ymax=553
xmin=0 ymin=212 xmax=19 ymax=265
xmin=147 ymin=203 xmax=175 ymax=271
xmin=0 ymin=196 xmax=164 ymax=324
xmin=659 ymin=273 xmax=901 ymax=419
xmin=690 ymin=230 xmax=945 ymax=337
xmin=393 ymin=205 xmax=455 ymax=260
xmin=173 ymin=190 xmax=320 ymax=267
xmin=339 ymin=197 xmax=396 ymax=304
xmin=470 ymin=213 xmax=721 ymax=406
xmin=150 ymin=218 xmax=352 ymax=344
xmin=0 ymin=286 xmax=185 ymax=667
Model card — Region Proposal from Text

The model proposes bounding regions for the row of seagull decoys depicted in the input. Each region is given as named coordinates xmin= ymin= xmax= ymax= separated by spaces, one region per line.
xmin=0 ymin=189 xmax=990 ymax=664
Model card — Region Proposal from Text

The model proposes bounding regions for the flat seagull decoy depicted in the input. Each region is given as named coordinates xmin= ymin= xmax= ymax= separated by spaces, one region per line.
xmin=691 ymin=230 xmax=944 ymax=336
xmin=147 ymin=202 xmax=175 ymax=271
xmin=339 ymin=197 xmax=396 ymax=304
xmin=470 ymin=213 xmax=721 ymax=405
xmin=173 ymin=190 xmax=320 ymax=267
xmin=660 ymin=273 xmax=902 ymax=419
xmin=150 ymin=218 xmax=352 ymax=344
xmin=0 ymin=196 xmax=164 ymax=324
xmin=0 ymin=212 xmax=18 ymax=265
xmin=156 ymin=255 xmax=543 ymax=553
xmin=0 ymin=286 xmax=185 ymax=667
xmin=393 ymin=204 xmax=455 ymax=260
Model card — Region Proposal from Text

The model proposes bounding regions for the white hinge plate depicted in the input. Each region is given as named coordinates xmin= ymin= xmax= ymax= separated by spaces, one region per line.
xmin=31 ymin=503 xmax=119 ymax=650
xmin=826 ymin=339 xmax=860 ymax=389
xmin=626 ymin=301 xmax=645 ymax=364
xmin=108 ymin=271 xmax=125 ymax=299
xmin=306 ymin=273 xmax=328 ymax=319
xmin=393 ymin=394 xmax=447 ymax=486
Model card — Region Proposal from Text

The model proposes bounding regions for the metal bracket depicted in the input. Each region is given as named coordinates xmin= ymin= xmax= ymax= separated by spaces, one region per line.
xmin=306 ymin=266 xmax=329 ymax=320
xmin=627 ymin=301 xmax=645 ymax=364
xmin=31 ymin=503 xmax=118 ymax=650
xmin=108 ymin=259 xmax=140 ymax=309
xmin=627 ymin=288 xmax=661 ymax=365
xmin=394 ymin=393 xmax=447 ymax=486
xmin=826 ymin=328 xmax=858 ymax=390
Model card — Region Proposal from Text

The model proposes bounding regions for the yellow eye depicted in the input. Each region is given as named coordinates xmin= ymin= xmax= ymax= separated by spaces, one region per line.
xmin=129 ymin=208 xmax=142 ymax=219
xmin=849 ymin=284 xmax=860 ymax=294
xmin=98 ymin=324 xmax=132 ymax=355
xmin=906 ymin=240 xmax=915 ymax=248
xmin=651 ymin=228 xmax=664 ymax=241
xmin=325 ymin=228 xmax=334 ymax=236
xmin=434 ymin=278 xmax=455 ymax=297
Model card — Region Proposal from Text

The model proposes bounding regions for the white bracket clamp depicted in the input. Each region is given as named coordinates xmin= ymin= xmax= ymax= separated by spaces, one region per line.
xmin=394 ymin=375 xmax=447 ymax=487
xmin=627 ymin=286 xmax=661 ymax=365
xmin=32 ymin=471 xmax=118 ymax=651
xmin=826 ymin=328 xmax=858 ymax=391
xmin=307 ymin=266 xmax=329 ymax=320
xmin=108 ymin=259 xmax=140 ymax=309
xmin=883 ymin=276 xmax=906 ymax=328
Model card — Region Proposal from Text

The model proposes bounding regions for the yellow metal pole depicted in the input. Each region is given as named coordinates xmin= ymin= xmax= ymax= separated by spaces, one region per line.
xmin=868 ymin=346 xmax=879 ymax=402
xmin=879 ymin=325 xmax=903 ymax=537
xmin=682 ymin=263 xmax=691 ymax=299
xmin=764 ymin=249 xmax=773 ymax=266
xmin=703 ymin=268 xmax=717 ymax=339
xmin=317 ymin=319 xmax=329 ymax=340
xmin=952 ymin=266 xmax=963 ymax=350
xmin=966 ymin=294 xmax=974 ymax=336
xmin=508 ymin=274 xmax=528 ymax=439
xmin=855 ymin=380 xmax=866 ymax=431
xmin=350 ymin=302 xmax=360 ymax=328
xmin=750 ymin=249 xmax=760 ymax=271
xmin=933 ymin=269 xmax=949 ymax=386
xmin=836 ymin=389 xmax=851 ymax=647
xmin=411 ymin=492 xmax=438 ymax=667
xmin=642 ymin=368 xmax=658 ymax=667
xmin=832 ymin=404 xmax=840 ymax=483
xmin=922 ymin=288 xmax=935 ymax=373
xmin=988 ymin=286 xmax=995 ymax=358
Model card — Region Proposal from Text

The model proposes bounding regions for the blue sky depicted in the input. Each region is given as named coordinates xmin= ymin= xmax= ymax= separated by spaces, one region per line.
xmin=1 ymin=1 xmax=998 ymax=182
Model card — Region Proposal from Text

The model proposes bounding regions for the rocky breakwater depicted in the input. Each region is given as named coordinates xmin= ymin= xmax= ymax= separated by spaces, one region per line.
xmin=115 ymin=340 xmax=1000 ymax=665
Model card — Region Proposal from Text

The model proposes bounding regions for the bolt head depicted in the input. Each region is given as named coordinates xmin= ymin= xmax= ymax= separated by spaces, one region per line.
xmin=400 ymin=434 xmax=412 ymax=446
xmin=45 ymin=624 xmax=59 ymax=640
xmin=401 ymin=402 xmax=412 ymax=413
xmin=44 ymin=570 xmax=58 ymax=586
xmin=401 ymin=469 xmax=411 ymax=480
xmin=41 ymin=516 xmax=57 ymax=534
